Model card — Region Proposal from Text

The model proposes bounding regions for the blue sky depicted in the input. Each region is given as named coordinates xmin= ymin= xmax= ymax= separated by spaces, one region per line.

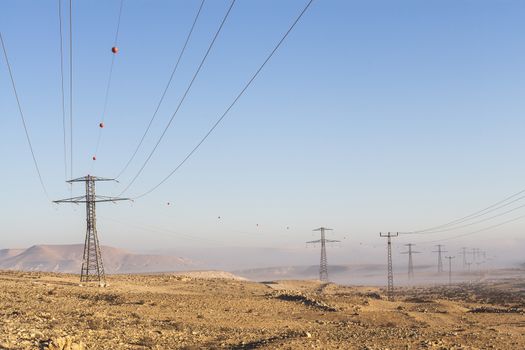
xmin=1 ymin=0 xmax=524 ymax=265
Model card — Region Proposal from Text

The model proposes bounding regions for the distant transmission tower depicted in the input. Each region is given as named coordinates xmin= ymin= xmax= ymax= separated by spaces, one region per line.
xmin=400 ymin=243 xmax=420 ymax=280
xmin=432 ymin=244 xmax=447 ymax=273
xmin=54 ymin=175 xmax=129 ymax=286
xmin=380 ymin=232 xmax=398 ymax=300
xmin=459 ymin=247 xmax=467 ymax=270
xmin=306 ymin=227 xmax=339 ymax=282
xmin=474 ymin=248 xmax=482 ymax=263
xmin=445 ymin=256 xmax=455 ymax=286
xmin=471 ymin=247 xmax=477 ymax=264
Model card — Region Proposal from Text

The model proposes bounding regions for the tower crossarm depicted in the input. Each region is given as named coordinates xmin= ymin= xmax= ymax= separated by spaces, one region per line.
xmin=66 ymin=176 xmax=117 ymax=183
xmin=313 ymin=227 xmax=333 ymax=232
xmin=54 ymin=196 xmax=130 ymax=204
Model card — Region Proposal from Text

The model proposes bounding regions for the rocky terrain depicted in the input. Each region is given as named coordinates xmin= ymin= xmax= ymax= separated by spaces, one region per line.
xmin=1 ymin=270 xmax=525 ymax=349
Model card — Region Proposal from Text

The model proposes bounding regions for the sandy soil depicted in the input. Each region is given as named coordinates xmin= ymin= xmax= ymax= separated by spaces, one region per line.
xmin=0 ymin=270 xmax=524 ymax=349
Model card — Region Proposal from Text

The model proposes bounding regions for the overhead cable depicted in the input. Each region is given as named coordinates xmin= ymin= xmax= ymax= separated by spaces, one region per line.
xmin=118 ymin=0 xmax=237 ymax=195
xmin=58 ymin=0 xmax=68 ymax=183
xmin=114 ymin=0 xmax=206 ymax=179
xmin=132 ymin=0 xmax=315 ymax=199
xmin=1 ymin=32 xmax=50 ymax=200
xmin=401 ymin=188 xmax=525 ymax=234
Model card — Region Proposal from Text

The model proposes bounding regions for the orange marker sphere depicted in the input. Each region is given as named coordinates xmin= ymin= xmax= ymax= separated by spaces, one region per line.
xmin=112 ymin=47 xmax=119 ymax=54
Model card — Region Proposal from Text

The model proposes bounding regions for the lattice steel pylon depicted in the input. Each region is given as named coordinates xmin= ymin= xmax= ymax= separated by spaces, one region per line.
xmin=54 ymin=175 xmax=129 ymax=286
xmin=445 ymin=256 xmax=455 ymax=286
xmin=432 ymin=244 xmax=447 ymax=273
xmin=307 ymin=227 xmax=339 ymax=282
xmin=401 ymin=243 xmax=420 ymax=280
xmin=380 ymin=232 xmax=398 ymax=300
xmin=458 ymin=247 xmax=468 ymax=270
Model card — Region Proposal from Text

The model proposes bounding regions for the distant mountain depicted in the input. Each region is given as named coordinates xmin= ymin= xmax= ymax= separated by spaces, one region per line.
xmin=0 ymin=248 xmax=24 ymax=260
xmin=0 ymin=244 xmax=191 ymax=274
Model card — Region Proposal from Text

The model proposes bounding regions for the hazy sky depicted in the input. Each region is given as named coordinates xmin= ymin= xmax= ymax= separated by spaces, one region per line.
xmin=1 ymin=1 xmax=524 ymax=265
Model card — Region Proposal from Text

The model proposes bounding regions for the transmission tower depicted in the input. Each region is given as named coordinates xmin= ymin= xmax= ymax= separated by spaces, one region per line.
xmin=432 ymin=244 xmax=447 ymax=273
xmin=471 ymin=247 xmax=477 ymax=263
xmin=445 ymin=256 xmax=455 ymax=286
xmin=458 ymin=247 xmax=468 ymax=270
xmin=474 ymin=248 xmax=483 ymax=263
xmin=400 ymin=243 xmax=421 ymax=280
xmin=380 ymin=232 xmax=398 ymax=300
xmin=54 ymin=175 xmax=129 ymax=286
xmin=306 ymin=227 xmax=339 ymax=282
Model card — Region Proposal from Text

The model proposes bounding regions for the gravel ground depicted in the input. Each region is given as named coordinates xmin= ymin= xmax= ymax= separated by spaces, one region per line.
xmin=0 ymin=271 xmax=524 ymax=349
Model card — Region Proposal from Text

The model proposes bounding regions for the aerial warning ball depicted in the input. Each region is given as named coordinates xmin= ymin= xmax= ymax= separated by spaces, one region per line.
xmin=92 ymin=156 xmax=97 ymax=161
xmin=112 ymin=47 xmax=119 ymax=54
xmin=99 ymin=122 xmax=104 ymax=128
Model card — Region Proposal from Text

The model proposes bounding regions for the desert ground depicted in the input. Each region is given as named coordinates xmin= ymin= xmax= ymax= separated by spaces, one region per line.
xmin=1 ymin=270 xmax=525 ymax=350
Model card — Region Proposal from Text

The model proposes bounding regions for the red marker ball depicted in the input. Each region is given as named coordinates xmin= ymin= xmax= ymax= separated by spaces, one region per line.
xmin=92 ymin=156 xmax=96 ymax=161
xmin=112 ymin=47 xmax=119 ymax=54
xmin=99 ymin=122 xmax=104 ymax=128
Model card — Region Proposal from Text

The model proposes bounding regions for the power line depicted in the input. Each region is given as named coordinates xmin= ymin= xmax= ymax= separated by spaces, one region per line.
xmin=58 ymin=0 xmax=68 ymax=183
xmin=92 ymin=0 xmax=125 ymax=164
xmin=402 ymin=188 xmax=525 ymax=234
xmin=129 ymin=0 xmax=315 ymax=199
xmin=114 ymin=0 xmax=206 ymax=179
xmin=0 ymin=32 xmax=50 ymax=200
xmin=118 ymin=0 xmax=237 ymax=196
xmin=402 ymin=201 xmax=525 ymax=235
xmin=406 ymin=194 xmax=525 ymax=234
xmin=416 ymin=213 xmax=525 ymax=244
